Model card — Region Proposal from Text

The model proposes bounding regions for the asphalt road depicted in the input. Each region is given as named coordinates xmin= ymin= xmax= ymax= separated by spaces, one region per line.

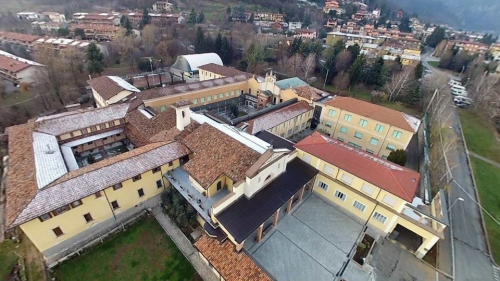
xmin=422 ymin=51 xmax=497 ymax=281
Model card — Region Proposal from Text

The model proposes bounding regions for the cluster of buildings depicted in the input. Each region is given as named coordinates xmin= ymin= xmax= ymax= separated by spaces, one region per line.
xmin=0 ymin=50 xmax=44 ymax=84
xmin=2 ymin=52 xmax=448 ymax=280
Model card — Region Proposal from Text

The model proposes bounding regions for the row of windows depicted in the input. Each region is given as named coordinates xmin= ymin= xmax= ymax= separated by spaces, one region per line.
xmin=316 ymin=181 xmax=388 ymax=224
xmin=190 ymin=90 xmax=241 ymax=106
xmin=62 ymin=119 xmax=125 ymax=139
xmin=337 ymin=113 xmax=403 ymax=139
xmin=39 ymin=199 xmax=83 ymax=222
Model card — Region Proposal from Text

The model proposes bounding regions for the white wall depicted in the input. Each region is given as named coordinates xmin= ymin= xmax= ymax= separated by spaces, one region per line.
xmin=244 ymin=153 xmax=288 ymax=198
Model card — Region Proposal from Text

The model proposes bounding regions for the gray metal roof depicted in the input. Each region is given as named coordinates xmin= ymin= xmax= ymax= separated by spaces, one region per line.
xmin=32 ymin=132 xmax=68 ymax=189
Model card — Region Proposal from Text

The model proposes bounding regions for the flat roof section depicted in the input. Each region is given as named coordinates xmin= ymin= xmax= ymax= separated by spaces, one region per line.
xmin=254 ymin=131 xmax=295 ymax=150
xmin=216 ymin=158 xmax=318 ymax=243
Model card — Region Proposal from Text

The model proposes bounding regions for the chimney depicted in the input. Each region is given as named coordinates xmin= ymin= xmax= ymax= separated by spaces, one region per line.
xmin=172 ymin=100 xmax=192 ymax=131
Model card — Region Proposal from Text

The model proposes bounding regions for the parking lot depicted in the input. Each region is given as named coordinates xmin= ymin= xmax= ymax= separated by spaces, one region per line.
xmin=249 ymin=194 xmax=366 ymax=281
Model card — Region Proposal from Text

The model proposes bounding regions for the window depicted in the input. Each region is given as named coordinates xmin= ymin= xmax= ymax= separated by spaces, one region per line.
xmin=70 ymin=200 xmax=82 ymax=208
xmin=160 ymin=106 xmax=166 ymax=112
xmin=353 ymin=201 xmax=366 ymax=212
xmin=90 ymin=126 xmax=97 ymax=132
xmin=280 ymin=133 xmax=285 ymax=137
xmin=113 ymin=183 xmax=123 ymax=190
xmin=341 ymin=173 xmax=353 ymax=185
xmin=366 ymin=149 xmax=374 ymax=154
xmin=287 ymin=129 xmax=292 ymax=136
xmin=344 ymin=114 xmax=352 ymax=121
xmin=225 ymin=92 xmax=229 ymax=97
xmin=328 ymin=109 xmax=336 ymax=116
xmin=152 ymin=167 xmax=161 ymax=174
xmin=294 ymin=117 xmax=298 ymax=123
xmin=39 ymin=213 xmax=51 ymax=222
xmin=386 ymin=144 xmax=396 ymax=151
xmin=323 ymin=165 xmax=334 ymax=175
xmin=103 ymin=137 xmax=108 ymax=141
xmin=334 ymin=190 xmax=347 ymax=201
xmin=302 ymin=154 xmax=312 ymax=164
xmin=220 ymin=93 xmax=224 ymax=98
xmin=369 ymin=138 xmax=379 ymax=146
xmin=138 ymin=188 xmax=145 ymax=197
xmin=348 ymin=142 xmax=362 ymax=149
xmin=95 ymin=191 xmax=102 ymax=198
xmin=392 ymin=130 xmax=403 ymax=139
xmin=373 ymin=212 xmax=387 ymax=224
xmin=231 ymin=90 xmax=235 ymax=96
xmin=302 ymin=122 xmax=306 ymax=128
xmin=361 ymin=183 xmax=374 ymax=195
xmin=108 ymin=121 xmax=115 ymax=127
xmin=359 ymin=119 xmax=368 ymax=127
xmin=84 ymin=213 xmax=93 ymax=223
xmin=168 ymin=161 xmax=173 ymax=166
xmin=53 ymin=227 xmax=64 ymax=237
xmin=201 ymin=97 xmax=205 ymax=102
xmin=337 ymin=137 xmax=344 ymax=142
xmin=156 ymin=180 xmax=162 ymax=188
xmin=132 ymin=175 xmax=142 ymax=182
xmin=317 ymin=180 xmax=329 ymax=191
xmin=382 ymin=155 xmax=387 ymax=159
xmin=111 ymin=200 xmax=120 ymax=210
xmin=325 ymin=121 xmax=333 ymax=128
xmin=382 ymin=194 xmax=397 ymax=207
xmin=207 ymin=96 xmax=212 ymax=101
xmin=354 ymin=132 xmax=363 ymax=139
xmin=375 ymin=124 xmax=384 ymax=132
xmin=192 ymin=99 xmax=198 ymax=104
xmin=116 ymin=134 xmax=121 ymax=137
xmin=339 ymin=126 xmax=348 ymax=133
xmin=295 ymin=125 xmax=299 ymax=132
xmin=214 ymin=94 xmax=218 ymax=100
xmin=80 ymin=128 xmax=88 ymax=134
xmin=52 ymin=205 xmax=70 ymax=216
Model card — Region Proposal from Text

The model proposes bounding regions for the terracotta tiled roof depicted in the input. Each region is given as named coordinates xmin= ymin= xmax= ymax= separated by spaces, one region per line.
xmin=126 ymin=108 xmax=177 ymax=140
xmin=4 ymin=122 xmax=38 ymax=226
xmin=182 ymin=123 xmax=261 ymax=188
xmin=0 ymin=55 xmax=32 ymax=73
xmin=325 ymin=97 xmax=421 ymax=132
xmin=293 ymin=86 xmax=329 ymax=102
xmin=70 ymin=24 xmax=122 ymax=33
xmin=295 ymin=132 xmax=420 ymax=201
xmin=294 ymin=28 xmax=316 ymax=34
xmin=198 ymin=63 xmax=251 ymax=78
xmin=245 ymin=101 xmax=313 ymax=134
xmin=194 ymin=235 xmax=272 ymax=281
xmin=0 ymin=31 xmax=40 ymax=43
xmin=87 ymin=76 xmax=135 ymax=101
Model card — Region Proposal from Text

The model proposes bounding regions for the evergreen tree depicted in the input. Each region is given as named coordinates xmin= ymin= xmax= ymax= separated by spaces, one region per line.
xmin=197 ymin=11 xmax=205 ymax=23
xmin=248 ymin=13 xmax=254 ymax=23
xmin=57 ymin=27 xmax=70 ymax=37
xmin=194 ymin=27 xmax=205 ymax=53
xmin=347 ymin=43 xmax=361 ymax=61
xmin=140 ymin=7 xmax=151 ymax=28
xmin=349 ymin=55 xmax=365 ymax=86
xmin=121 ymin=15 xmax=132 ymax=35
xmin=215 ymin=33 xmax=222 ymax=54
xmin=188 ymin=8 xmax=197 ymax=24
xmin=425 ymin=27 xmax=445 ymax=48
xmin=220 ymin=36 xmax=233 ymax=64
xmin=399 ymin=16 xmax=411 ymax=32
xmin=415 ymin=62 xmax=424 ymax=79
xmin=288 ymin=37 xmax=303 ymax=56
xmin=387 ymin=149 xmax=407 ymax=166
xmin=226 ymin=6 xmax=231 ymax=15
xmin=367 ymin=57 xmax=386 ymax=88
xmin=86 ymin=43 xmax=104 ymax=76
xmin=74 ymin=28 xmax=86 ymax=39
xmin=172 ymin=27 xmax=179 ymax=38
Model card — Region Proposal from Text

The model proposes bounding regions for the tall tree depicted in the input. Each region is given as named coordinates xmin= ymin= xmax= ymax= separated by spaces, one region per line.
xmin=120 ymin=15 xmax=132 ymax=35
xmin=86 ymin=43 xmax=105 ymax=76
xmin=349 ymin=55 xmax=365 ymax=86
xmin=301 ymin=53 xmax=316 ymax=79
xmin=384 ymin=67 xmax=415 ymax=102
xmin=415 ymin=62 xmax=424 ymax=79
xmin=140 ymin=8 xmax=151 ymax=28
xmin=248 ymin=13 xmax=254 ymax=23
xmin=215 ymin=33 xmax=222 ymax=55
xmin=194 ymin=27 xmax=206 ymax=53
xmin=347 ymin=43 xmax=361 ymax=61
xmin=367 ymin=57 xmax=387 ymax=88
xmin=57 ymin=27 xmax=69 ymax=37
xmin=220 ymin=36 xmax=233 ymax=64
xmin=399 ymin=16 xmax=411 ymax=32
xmin=74 ymin=28 xmax=85 ymax=39
xmin=232 ymin=5 xmax=246 ymax=22
xmin=197 ymin=11 xmax=205 ymax=23
xmin=425 ymin=27 xmax=445 ymax=48
xmin=188 ymin=8 xmax=197 ymax=24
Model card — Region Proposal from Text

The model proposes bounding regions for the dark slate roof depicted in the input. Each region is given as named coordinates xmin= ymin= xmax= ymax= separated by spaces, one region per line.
xmin=254 ymin=131 xmax=295 ymax=151
xmin=216 ymin=158 xmax=317 ymax=243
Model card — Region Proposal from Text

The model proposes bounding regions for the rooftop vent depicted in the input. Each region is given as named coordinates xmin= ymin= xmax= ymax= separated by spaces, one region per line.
xmin=45 ymin=144 xmax=55 ymax=154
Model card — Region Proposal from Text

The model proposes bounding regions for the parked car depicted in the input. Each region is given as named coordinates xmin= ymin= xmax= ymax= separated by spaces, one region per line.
xmin=454 ymin=96 xmax=472 ymax=105
xmin=455 ymin=102 xmax=469 ymax=108
xmin=449 ymin=79 xmax=462 ymax=87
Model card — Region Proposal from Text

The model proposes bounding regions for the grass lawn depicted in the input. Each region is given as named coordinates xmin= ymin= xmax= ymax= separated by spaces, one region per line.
xmin=0 ymin=240 xmax=18 ymax=280
xmin=470 ymin=158 xmax=500 ymax=264
xmin=0 ymin=90 xmax=36 ymax=107
xmin=458 ymin=110 xmax=500 ymax=163
xmin=53 ymin=218 xmax=201 ymax=281
xmin=428 ymin=61 xmax=440 ymax=68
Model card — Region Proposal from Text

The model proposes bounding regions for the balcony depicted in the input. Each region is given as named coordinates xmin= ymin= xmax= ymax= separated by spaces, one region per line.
xmin=164 ymin=167 xmax=231 ymax=227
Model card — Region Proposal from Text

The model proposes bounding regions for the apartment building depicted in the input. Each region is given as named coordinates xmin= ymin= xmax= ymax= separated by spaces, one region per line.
xmin=33 ymin=38 xmax=90 ymax=58
xmin=0 ymin=50 xmax=45 ymax=84
xmin=295 ymin=132 xmax=447 ymax=258
xmin=152 ymin=1 xmax=173 ymax=12
xmin=293 ymin=29 xmax=317 ymax=40
xmin=73 ymin=13 xmax=120 ymax=26
xmin=0 ymin=31 xmax=41 ymax=48
xmin=198 ymin=63 xmax=250 ymax=81
xmin=317 ymin=97 xmax=421 ymax=158
xmin=69 ymin=24 xmax=123 ymax=40
xmin=445 ymin=40 xmax=489 ymax=55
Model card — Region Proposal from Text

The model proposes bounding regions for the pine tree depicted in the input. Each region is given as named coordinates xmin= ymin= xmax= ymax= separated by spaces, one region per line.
xmin=415 ymin=62 xmax=424 ymax=79
xmin=215 ymin=33 xmax=222 ymax=55
xmin=140 ymin=7 xmax=151 ymax=28
xmin=248 ymin=13 xmax=254 ymax=23
xmin=121 ymin=15 xmax=132 ymax=35
xmin=86 ymin=43 xmax=105 ymax=76
xmin=367 ymin=57 xmax=386 ymax=88
xmin=188 ymin=8 xmax=197 ymax=24
xmin=220 ymin=36 xmax=233 ymax=64
xmin=197 ymin=11 xmax=205 ymax=23
xmin=349 ymin=55 xmax=365 ymax=86
xmin=194 ymin=27 xmax=205 ymax=53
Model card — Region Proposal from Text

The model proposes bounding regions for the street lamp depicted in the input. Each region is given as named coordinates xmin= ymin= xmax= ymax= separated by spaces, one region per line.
xmin=448 ymin=197 xmax=464 ymax=213
xmin=319 ymin=60 xmax=329 ymax=89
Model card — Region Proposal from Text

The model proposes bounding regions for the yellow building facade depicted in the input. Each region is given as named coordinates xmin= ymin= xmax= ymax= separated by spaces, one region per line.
xmin=317 ymin=97 xmax=419 ymax=158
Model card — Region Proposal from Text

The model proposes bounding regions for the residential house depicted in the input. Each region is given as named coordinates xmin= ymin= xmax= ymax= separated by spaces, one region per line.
xmin=326 ymin=31 xmax=376 ymax=45
xmin=288 ymin=21 xmax=302 ymax=31
xmin=87 ymin=76 xmax=141 ymax=107
xmin=41 ymin=12 xmax=66 ymax=22
xmin=69 ymin=24 xmax=123 ymax=40
xmin=445 ymin=40 xmax=489 ymax=55
xmin=295 ymin=132 xmax=447 ymax=258
xmin=16 ymin=12 xmax=41 ymax=20
xmin=0 ymin=31 xmax=41 ymax=49
xmin=0 ymin=50 xmax=45 ymax=84
xmin=317 ymin=96 xmax=421 ymax=158
xmin=31 ymin=21 xmax=62 ymax=32
xmin=73 ymin=13 xmax=119 ymax=26
xmin=323 ymin=0 xmax=344 ymax=15
xmin=293 ymin=29 xmax=317 ymax=40
xmin=152 ymin=1 xmax=173 ymax=12
xmin=198 ymin=63 xmax=251 ymax=81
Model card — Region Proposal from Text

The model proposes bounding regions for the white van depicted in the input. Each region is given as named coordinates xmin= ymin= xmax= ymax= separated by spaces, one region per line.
xmin=454 ymin=96 xmax=472 ymax=105
xmin=449 ymin=79 xmax=462 ymax=87
xmin=451 ymin=88 xmax=468 ymax=97
xmin=451 ymin=84 xmax=466 ymax=91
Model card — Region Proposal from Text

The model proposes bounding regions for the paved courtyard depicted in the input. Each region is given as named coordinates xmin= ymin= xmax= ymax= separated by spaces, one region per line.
xmin=249 ymin=194 xmax=365 ymax=281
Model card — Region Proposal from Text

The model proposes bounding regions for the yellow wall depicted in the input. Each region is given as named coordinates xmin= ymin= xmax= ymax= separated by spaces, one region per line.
xmin=199 ymin=70 xmax=225 ymax=81
xmin=318 ymin=104 xmax=414 ymax=157
xmin=20 ymin=160 xmax=181 ymax=253
xmin=58 ymin=119 xmax=125 ymax=141
xmin=268 ymin=110 xmax=312 ymax=138
xmin=207 ymin=175 xmax=233 ymax=197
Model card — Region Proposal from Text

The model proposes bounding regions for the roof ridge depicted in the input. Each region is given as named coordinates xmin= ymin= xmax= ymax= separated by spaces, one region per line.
xmin=388 ymin=169 xmax=412 ymax=201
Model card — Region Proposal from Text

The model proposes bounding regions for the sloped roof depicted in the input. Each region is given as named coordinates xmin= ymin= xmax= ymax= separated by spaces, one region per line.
xmin=295 ymin=132 xmax=420 ymax=202
xmin=325 ymin=97 xmax=421 ymax=132
xmin=275 ymin=77 xmax=308 ymax=90
xmin=245 ymin=100 xmax=313 ymax=134
xmin=171 ymin=53 xmax=222 ymax=72
xmin=194 ymin=235 xmax=272 ymax=281
xmin=293 ymin=85 xmax=329 ymax=102
xmin=87 ymin=76 xmax=139 ymax=101
xmin=181 ymin=123 xmax=261 ymax=189
xmin=198 ymin=63 xmax=251 ymax=78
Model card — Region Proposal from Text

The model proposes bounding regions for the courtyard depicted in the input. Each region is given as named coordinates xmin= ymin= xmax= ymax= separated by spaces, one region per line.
xmin=52 ymin=218 xmax=201 ymax=281
xmin=248 ymin=194 xmax=366 ymax=281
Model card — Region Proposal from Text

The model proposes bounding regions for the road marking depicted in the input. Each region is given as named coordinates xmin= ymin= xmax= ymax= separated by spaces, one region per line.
xmin=493 ymin=265 xmax=500 ymax=281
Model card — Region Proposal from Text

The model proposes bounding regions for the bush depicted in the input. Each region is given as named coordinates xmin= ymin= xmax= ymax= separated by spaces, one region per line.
xmin=387 ymin=149 xmax=407 ymax=166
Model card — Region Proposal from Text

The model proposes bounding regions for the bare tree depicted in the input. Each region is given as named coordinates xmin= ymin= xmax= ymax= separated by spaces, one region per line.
xmin=384 ymin=67 xmax=415 ymax=102
xmin=112 ymin=31 xmax=141 ymax=70
xmin=301 ymin=53 xmax=316 ymax=79
xmin=142 ymin=24 xmax=160 ymax=53
xmin=335 ymin=50 xmax=353 ymax=73
xmin=468 ymin=71 xmax=500 ymax=118
xmin=286 ymin=54 xmax=304 ymax=77
xmin=332 ymin=71 xmax=350 ymax=90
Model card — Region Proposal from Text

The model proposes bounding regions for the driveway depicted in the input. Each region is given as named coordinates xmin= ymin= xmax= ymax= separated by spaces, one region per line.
xmin=249 ymin=194 xmax=366 ymax=281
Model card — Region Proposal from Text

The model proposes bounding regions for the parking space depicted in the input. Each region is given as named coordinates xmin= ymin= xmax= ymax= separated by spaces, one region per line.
xmin=250 ymin=194 xmax=364 ymax=281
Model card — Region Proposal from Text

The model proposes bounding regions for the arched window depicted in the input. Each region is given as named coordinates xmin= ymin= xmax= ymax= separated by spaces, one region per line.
xmin=217 ymin=181 xmax=222 ymax=191
xmin=264 ymin=173 xmax=274 ymax=184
